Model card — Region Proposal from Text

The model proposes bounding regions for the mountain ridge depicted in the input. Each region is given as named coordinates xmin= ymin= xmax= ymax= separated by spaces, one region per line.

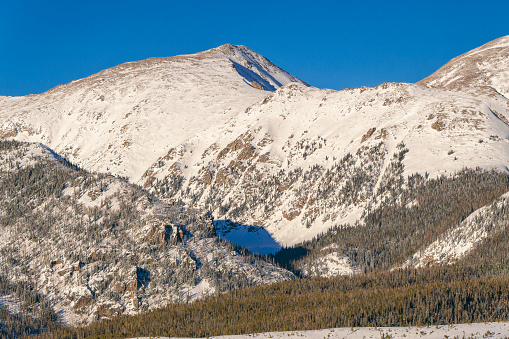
xmin=418 ymin=35 xmax=509 ymax=97
xmin=0 ymin=44 xmax=306 ymax=182
xmin=1 ymin=38 xmax=509 ymax=246
xmin=2 ymin=38 xmax=509 ymax=336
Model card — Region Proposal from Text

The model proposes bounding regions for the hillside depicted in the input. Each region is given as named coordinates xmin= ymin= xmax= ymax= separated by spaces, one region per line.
xmin=419 ymin=35 xmax=509 ymax=97
xmin=36 ymin=264 xmax=509 ymax=339
xmin=2 ymin=42 xmax=509 ymax=247
xmin=0 ymin=140 xmax=293 ymax=332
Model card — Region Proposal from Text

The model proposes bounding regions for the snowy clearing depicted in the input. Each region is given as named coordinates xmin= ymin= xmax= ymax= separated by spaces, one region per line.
xmin=131 ymin=322 xmax=509 ymax=339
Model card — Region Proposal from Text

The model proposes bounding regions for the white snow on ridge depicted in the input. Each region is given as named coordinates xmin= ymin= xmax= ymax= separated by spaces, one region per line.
xmin=0 ymin=44 xmax=306 ymax=182
xmin=249 ymin=82 xmax=509 ymax=179
xmin=212 ymin=44 xmax=305 ymax=90
xmin=2 ymin=40 xmax=509 ymax=246
xmin=419 ymin=36 xmax=509 ymax=98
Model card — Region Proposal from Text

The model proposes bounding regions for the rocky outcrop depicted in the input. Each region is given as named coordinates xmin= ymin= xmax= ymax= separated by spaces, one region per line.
xmin=143 ymin=220 xmax=184 ymax=246
xmin=361 ymin=127 xmax=376 ymax=142
xmin=251 ymin=81 xmax=264 ymax=90
xmin=95 ymin=303 xmax=124 ymax=319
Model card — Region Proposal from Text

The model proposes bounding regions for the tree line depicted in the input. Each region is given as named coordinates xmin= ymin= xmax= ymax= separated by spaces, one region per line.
xmin=34 ymin=264 xmax=509 ymax=339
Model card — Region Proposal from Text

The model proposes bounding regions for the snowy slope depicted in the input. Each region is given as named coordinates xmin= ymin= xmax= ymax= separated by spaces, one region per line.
xmin=300 ymin=244 xmax=358 ymax=277
xmin=419 ymin=35 xmax=509 ymax=98
xmin=142 ymin=81 xmax=509 ymax=245
xmin=2 ymin=39 xmax=509 ymax=247
xmin=405 ymin=191 xmax=509 ymax=268
xmin=0 ymin=44 xmax=305 ymax=181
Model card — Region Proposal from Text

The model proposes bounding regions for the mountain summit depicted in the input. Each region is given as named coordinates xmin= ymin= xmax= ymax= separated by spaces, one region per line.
xmin=418 ymin=35 xmax=509 ymax=97
xmin=208 ymin=43 xmax=306 ymax=90
xmin=0 ymin=45 xmax=306 ymax=180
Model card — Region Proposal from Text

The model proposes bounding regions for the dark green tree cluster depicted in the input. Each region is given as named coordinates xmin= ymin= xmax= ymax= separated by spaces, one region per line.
xmin=35 ymin=265 xmax=509 ymax=339
xmin=275 ymin=168 xmax=509 ymax=273
xmin=0 ymin=276 xmax=59 ymax=338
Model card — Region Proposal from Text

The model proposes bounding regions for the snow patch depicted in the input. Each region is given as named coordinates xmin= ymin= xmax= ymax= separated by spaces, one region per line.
xmin=131 ymin=322 xmax=509 ymax=339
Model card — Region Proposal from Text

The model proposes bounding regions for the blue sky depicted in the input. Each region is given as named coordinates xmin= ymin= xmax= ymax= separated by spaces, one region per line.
xmin=0 ymin=0 xmax=507 ymax=96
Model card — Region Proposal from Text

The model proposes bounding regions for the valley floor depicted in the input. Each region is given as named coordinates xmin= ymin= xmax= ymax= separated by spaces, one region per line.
xmin=132 ymin=322 xmax=509 ymax=339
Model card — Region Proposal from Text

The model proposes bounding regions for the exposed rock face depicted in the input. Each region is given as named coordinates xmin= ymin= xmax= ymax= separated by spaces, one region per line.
xmin=361 ymin=127 xmax=377 ymax=142
xmin=251 ymin=81 xmax=264 ymax=90
xmin=143 ymin=220 xmax=184 ymax=246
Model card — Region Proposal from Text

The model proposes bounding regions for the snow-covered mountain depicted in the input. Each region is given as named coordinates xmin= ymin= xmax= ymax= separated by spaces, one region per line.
xmin=143 ymin=81 xmax=509 ymax=245
xmin=0 ymin=141 xmax=294 ymax=326
xmin=1 ymin=39 xmax=509 ymax=249
xmin=418 ymin=35 xmax=509 ymax=98
xmin=0 ymin=44 xmax=305 ymax=181
xmin=3 ymin=38 xmax=509 ymax=336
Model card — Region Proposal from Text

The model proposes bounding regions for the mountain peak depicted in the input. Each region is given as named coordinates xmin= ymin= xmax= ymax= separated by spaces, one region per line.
xmin=215 ymin=43 xmax=246 ymax=53
xmin=418 ymin=36 xmax=509 ymax=97
xmin=0 ymin=42 xmax=306 ymax=181
xmin=207 ymin=43 xmax=307 ymax=90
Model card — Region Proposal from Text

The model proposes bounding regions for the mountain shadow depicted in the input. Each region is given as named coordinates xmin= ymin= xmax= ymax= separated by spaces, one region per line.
xmin=213 ymin=220 xmax=282 ymax=255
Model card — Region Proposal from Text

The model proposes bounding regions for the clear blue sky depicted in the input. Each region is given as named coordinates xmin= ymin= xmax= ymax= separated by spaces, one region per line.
xmin=0 ymin=0 xmax=507 ymax=96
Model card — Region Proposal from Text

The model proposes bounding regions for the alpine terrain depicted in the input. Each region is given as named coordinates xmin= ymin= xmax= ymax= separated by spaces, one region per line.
xmin=1 ymin=36 xmax=509 ymax=337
